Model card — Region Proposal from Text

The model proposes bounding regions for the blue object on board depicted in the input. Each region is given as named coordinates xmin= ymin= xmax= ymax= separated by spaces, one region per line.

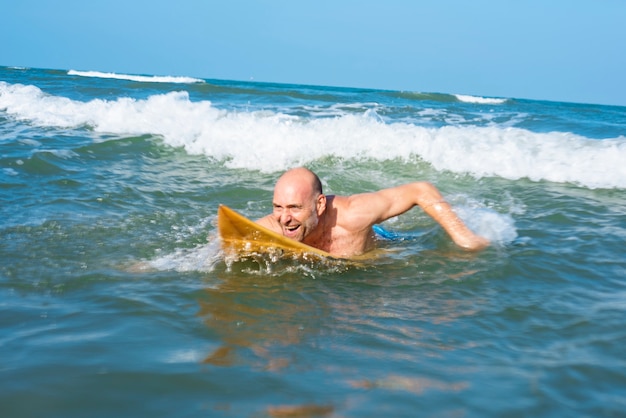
xmin=373 ymin=224 xmax=403 ymax=241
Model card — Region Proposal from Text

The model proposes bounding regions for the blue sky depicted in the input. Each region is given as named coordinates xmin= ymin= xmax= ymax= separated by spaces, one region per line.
xmin=3 ymin=0 xmax=625 ymax=106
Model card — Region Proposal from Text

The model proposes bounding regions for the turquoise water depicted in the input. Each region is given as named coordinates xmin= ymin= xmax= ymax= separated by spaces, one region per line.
xmin=1 ymin=66 xmax=625 ymax=417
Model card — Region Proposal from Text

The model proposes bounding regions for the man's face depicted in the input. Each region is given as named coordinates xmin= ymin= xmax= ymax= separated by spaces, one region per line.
xmin=272 ymin=184 xmax=321 ymax=242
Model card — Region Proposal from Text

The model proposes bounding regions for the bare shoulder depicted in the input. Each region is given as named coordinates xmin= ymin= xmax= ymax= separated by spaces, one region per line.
xmin=332 ymin=194 xmax=384 ymax=230
xmin=256 ymin=214 xmax=282 ymax=233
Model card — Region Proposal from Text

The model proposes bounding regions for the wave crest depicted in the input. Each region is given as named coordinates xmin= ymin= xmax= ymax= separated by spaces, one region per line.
xmin=1 ymin=82 xmax=624 ymax=189
xmin=454 ymin=94 xmax=508 ymax=104
xmin=68 ymin=70 xmax=204 ymax=84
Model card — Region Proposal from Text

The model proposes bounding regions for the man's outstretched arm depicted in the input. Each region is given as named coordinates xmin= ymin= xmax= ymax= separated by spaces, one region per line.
xmin=420 ymin=199 xmax=489 ymax=251
xmin=350 ymin=182 xmax=490 ymax=251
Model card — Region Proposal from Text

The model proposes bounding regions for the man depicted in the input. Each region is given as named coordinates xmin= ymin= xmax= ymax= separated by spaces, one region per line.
xmin=257 ymin=167 xmax=489 ymax=258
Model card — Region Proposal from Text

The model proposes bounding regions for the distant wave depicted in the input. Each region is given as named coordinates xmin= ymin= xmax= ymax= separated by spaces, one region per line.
xmin=1 ymin=82 xmax=624 ymax=189
xmin=455 ymin=94 xmax=508 ymax=104
xmin=68 ymin=70 xmax=204 ymax=84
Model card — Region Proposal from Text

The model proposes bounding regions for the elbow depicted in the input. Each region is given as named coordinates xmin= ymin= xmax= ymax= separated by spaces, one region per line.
xmin=413 ymin=181 xmax=443 ymax=206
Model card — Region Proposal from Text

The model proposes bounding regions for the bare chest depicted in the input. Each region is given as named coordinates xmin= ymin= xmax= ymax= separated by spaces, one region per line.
xmin=305 ymin=227 xmax=375 ymax=258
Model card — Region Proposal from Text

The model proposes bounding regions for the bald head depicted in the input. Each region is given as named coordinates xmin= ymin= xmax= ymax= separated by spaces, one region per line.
xmin=271 ymin=168 xmax=326 ymax=242
xmin=275 ymin=167 xmax=323 ymax=197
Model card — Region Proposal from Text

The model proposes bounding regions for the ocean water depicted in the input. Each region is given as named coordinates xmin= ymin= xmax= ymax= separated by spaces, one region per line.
xmin=1 ymin=66 xmax=625 ymax=417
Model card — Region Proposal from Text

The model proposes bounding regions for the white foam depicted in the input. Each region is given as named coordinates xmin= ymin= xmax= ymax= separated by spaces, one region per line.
xmin=454 ymin=202 xmax=518 ymax=246
xmin=148 ymin=239 xmax=222 ymax=273
xmin=455 ymin=94 xmax=508 ymax=105
xmin=2 ymin=82 xmax=625 ymax=189
xmin=68 ymin=70 xmax=204 ymax=84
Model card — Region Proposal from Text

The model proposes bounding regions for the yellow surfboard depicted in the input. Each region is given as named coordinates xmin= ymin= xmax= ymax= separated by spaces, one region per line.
xmin=217 ymin=204 xmax=335 ymax=260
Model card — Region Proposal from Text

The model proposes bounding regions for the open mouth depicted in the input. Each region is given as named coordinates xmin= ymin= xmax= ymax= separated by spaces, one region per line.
xmin=283 ymin=224 xmax=301 ymax=237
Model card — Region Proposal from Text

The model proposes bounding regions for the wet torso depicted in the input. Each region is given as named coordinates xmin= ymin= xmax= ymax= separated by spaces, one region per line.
xmin=301 ymin=195 xmax=377 ymax=258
